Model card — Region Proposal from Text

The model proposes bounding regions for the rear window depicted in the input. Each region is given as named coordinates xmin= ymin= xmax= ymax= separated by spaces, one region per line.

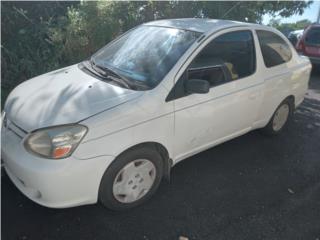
xmin=305 ymin=27 xmax=320 ymax=45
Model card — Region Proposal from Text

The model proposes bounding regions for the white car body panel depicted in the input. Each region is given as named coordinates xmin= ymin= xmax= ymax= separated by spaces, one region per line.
xmin=172 ymin=27 xmax=264 ymax=162
xmin=2 ymin=127 xmax=115 ymax=207
xmin=75 ymin=84 xmax=175 ymax=160
xmin=1 ymin=19 xmax=312 ymax=208
xmin=4 ymin=65 xmax=143 ymax=132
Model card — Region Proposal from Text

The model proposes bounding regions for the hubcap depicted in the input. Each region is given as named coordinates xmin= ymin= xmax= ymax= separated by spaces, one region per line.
xmin=273 ymin=104 xmax=289 ymax=131
xmin=112 ymin=159 xmax=156 ymax=203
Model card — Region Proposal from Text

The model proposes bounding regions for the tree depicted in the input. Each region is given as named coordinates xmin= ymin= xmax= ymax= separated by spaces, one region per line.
xmin=268 ymin=18 xmax=312 ymax=35
xmin=1 ymin=1 xmax=313 ymax=107
xmin=1 ymin=1 xmax=78 ymax=104
xmin=108 ymin=1 xmax=313 ymax=26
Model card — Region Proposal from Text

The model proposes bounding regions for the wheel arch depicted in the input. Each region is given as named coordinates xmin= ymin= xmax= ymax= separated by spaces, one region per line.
xmin=273 ymin=95 xmax=295 ymax=118
xmin=116 ymin=142 xmax=173 ymax=181
xmin=286 ymin=95 xmax=295 ymax=107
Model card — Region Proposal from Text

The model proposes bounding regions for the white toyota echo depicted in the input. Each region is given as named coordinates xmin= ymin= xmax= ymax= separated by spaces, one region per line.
xmin=1 ymin=19 xmax=312 ymax=210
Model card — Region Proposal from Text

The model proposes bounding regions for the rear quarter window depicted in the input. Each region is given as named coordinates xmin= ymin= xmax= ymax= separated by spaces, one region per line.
xmin=256 ymin=30 xmax=292 ymax=68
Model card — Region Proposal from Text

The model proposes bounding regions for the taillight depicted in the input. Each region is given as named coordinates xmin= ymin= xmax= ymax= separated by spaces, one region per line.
xmin=296 ymin=39 xmax=305 ymax=52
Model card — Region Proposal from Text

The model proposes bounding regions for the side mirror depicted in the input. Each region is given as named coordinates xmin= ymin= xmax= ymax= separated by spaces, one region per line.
xmin=185 ymin=79 xmax=210 ymax=94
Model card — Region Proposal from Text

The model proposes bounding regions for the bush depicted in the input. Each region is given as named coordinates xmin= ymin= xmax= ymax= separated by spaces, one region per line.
xmin=1 ymin=1 xmax=312 ymax=108
xmin=1 ymin=1 xmax=121 ymax=107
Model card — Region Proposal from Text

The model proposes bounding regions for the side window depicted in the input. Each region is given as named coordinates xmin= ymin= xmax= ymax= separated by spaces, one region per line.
xmin=188 ymin=30 xmax=256 ymax=86
xmin=166 ymin=30 xmax=256 ymax=101
xmin=256 ymin=30 xmax=292 ymax=68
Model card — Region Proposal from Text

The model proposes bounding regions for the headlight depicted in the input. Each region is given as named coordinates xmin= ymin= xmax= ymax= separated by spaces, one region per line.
xmin=24 ymin=124 xmax=88 ymax=159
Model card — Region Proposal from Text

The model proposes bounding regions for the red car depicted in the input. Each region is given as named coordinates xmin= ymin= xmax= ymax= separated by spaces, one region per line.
xmin=296 ymin=23 xmax=320 ymax=67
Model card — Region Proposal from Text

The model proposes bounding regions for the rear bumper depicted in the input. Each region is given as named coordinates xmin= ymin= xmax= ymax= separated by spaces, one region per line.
xmin=308 ymin=56 xmax=320 ymax=65
xmin=2 ymin=128 xmax=115 ymax=208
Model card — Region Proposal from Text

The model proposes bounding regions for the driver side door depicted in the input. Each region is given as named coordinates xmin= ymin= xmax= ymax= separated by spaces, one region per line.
xmin=170 ymin=29 xmax=263 ymax=162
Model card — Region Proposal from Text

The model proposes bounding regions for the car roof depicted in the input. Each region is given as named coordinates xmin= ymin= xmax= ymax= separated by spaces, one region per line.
xmin=144 ymin=18 xmax=260 ymax=33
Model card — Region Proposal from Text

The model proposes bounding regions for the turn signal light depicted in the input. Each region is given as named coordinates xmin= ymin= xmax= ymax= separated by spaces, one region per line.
xmin=53 ymin=145 xmax=72 ymax=159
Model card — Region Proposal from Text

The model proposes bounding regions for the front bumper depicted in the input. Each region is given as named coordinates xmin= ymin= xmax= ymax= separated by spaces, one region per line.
xmin=2 ymin=127 xmax=115 ymax=208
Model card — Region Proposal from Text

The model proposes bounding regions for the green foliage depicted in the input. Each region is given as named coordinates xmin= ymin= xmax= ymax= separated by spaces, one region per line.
xmin=50 ymin=1 xmax=121 ymax=64
xmin=1 ymin=1 xmax=76 ymax=104
xmin=268 ymin=18 xmax=312 ymax=35
xmin=1 ymin=1 xmax=313 ymax=106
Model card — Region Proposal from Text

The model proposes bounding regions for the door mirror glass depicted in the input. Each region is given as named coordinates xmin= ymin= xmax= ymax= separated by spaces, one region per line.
xmin=185 ymin=79 xmax=210 ymax=94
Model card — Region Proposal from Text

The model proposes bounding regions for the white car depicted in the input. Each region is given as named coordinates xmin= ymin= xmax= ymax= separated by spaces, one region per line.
xmin=1 ymin=19 xmax=312 ymax=210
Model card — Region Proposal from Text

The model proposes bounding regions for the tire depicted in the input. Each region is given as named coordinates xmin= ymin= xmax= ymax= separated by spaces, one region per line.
xmin=98 ymin=146 xmax=164 ymax=211
xmin=261 ymin=98 xmax=293 ymax=135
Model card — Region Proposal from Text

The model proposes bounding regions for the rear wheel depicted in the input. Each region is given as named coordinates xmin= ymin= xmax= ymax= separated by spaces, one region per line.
xmin=261 ymin=98 xmax=293 ymax=135
xmin=98 ymin=147 xmax=163 ymax=210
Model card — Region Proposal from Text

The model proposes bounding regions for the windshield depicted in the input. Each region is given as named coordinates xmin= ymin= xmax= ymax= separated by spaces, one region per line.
xmin=92 ymin=25 xmax=201 ymax=89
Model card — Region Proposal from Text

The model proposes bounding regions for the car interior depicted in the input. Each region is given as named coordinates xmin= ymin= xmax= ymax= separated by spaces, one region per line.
xmin=188 ymin=30 xmax=255 ymax=87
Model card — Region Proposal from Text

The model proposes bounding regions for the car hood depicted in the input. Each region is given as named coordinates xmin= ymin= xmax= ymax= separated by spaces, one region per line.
xmin=4 ymin=64 xmax=143 ymax=132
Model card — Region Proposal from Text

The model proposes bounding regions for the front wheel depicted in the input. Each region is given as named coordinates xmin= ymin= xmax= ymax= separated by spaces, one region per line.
xmin=261 ymin=98 xmax=293 ymax=135
xmin=98 ymin=147 xmax=163 ymax=210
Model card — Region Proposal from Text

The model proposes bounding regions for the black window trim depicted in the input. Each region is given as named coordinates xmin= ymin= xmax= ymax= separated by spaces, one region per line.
xmin=166 ymin=28 xmax=257 ymax=102
xmin=255 ymin=29 xmax=293 ymax=69
xmin=187 ymin=64 xmax=232 ymax=86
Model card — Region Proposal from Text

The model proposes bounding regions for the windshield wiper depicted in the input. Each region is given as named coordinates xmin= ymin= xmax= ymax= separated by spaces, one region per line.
xmin=90 ymin=59 xmax=135 ymax=89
